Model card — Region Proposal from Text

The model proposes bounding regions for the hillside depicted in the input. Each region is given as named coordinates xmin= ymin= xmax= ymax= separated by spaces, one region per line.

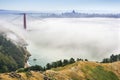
xmin=0 ymin=34 xmax=31 ymax=73
xmin=0 ymin=61 xmax=120 ymax=80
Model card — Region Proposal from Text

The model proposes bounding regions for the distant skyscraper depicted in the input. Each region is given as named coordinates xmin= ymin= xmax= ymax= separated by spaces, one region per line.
xmin=72 ymin=10 xmax=75 ymax=14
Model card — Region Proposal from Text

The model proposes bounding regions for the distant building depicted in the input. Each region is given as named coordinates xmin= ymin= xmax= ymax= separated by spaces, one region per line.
xmin=72 ymin=10 xmax=76 ymax=14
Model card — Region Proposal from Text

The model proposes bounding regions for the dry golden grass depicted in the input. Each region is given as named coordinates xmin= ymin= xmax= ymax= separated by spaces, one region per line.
xmin=51 ymin=61 xmax=120 ymax=80
xmin=0 ymin=71 xmax=44 ymax=80
xmin=0 ymin=61 xmax=120 ymax=80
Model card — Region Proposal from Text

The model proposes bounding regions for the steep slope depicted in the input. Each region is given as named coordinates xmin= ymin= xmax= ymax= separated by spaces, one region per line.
xmin=0 ymin=61 xmax=120 ymax=80
xmin=0 ymin=34 xmax=31 ymax=73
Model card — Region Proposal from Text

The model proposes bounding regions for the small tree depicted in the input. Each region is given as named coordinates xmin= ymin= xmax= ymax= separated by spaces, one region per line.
xmin=57 ymin=60 xmax=62 ymax=67
xmin=69 ymin=58 xmax=75 ymax=64
xmin=63 ymin=59 xmax=69 ymax=66
xmin=77 ymin=58 xmax=82 ymax=62
xmin=102 ymin=58 xmax=110 ymax=63
xmin=85 ymin=59 xmax=88 ymax=61
xmin=46 ymin=63 xmax=51 ymax=70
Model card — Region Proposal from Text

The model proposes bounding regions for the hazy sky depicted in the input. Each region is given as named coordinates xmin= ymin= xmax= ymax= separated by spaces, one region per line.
xmin=0 ymin=0 xmax=120 ymax=11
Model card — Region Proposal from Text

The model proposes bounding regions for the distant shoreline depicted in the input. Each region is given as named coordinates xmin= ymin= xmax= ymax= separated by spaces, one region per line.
xmin=0 ymin=10 xmax=120 ymax=18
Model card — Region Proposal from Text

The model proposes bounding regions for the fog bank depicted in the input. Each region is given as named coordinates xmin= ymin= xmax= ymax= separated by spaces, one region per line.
xmin=0 ymin=14 xmax=120 ymax=66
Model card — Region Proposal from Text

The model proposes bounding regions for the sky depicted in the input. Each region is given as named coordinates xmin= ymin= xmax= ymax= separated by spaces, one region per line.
xmin=0 ymin=0 xmax=120 ymax=12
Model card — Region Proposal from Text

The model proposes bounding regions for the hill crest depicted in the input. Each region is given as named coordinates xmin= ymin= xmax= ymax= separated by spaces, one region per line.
xmin=0 ymin=61 xmax=120 ymax=80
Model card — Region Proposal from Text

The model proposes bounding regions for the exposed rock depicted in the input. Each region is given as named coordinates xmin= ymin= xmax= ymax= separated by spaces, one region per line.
xmin=9 ymin=72 xmax=21 ymax=78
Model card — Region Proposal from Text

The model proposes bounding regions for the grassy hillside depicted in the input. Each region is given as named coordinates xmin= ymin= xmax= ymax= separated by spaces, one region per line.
xmin=47 ymin=61 xmax=120 ymax=80
xmin=0 ymin=61 xmax=120 ymax=80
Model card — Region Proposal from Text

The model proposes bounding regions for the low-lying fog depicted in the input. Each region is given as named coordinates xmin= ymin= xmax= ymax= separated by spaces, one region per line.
xmin=0 ymin=14 xmax=120 ymax=66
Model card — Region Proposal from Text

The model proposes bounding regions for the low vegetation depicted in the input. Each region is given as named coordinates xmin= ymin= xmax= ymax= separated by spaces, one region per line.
xmin=102 ymin=54 xmax=120 ymax=63
xmin=17 ymin=58 xmax=88 ymax=72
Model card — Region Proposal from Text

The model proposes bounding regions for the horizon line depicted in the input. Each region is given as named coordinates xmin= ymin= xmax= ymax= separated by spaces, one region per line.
xmin=0 ymin=9 xmax=120 ymax=14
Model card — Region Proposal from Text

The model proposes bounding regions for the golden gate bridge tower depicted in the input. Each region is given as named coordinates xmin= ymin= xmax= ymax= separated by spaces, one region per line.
xmin=23 ymin=13 xmax=26 ymax=30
